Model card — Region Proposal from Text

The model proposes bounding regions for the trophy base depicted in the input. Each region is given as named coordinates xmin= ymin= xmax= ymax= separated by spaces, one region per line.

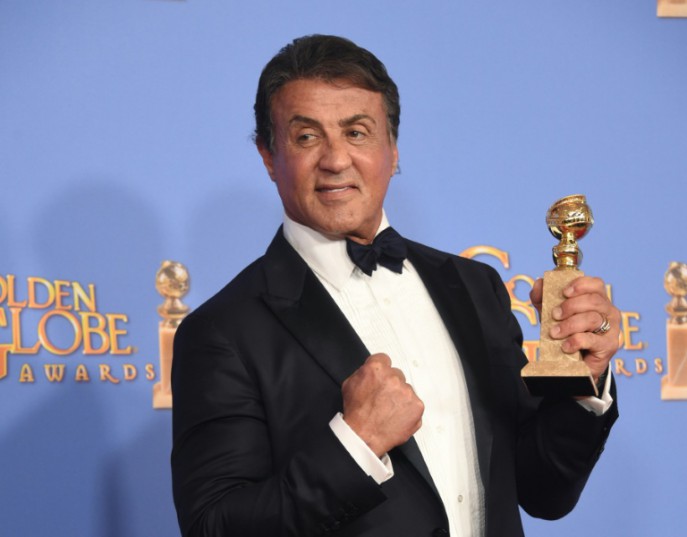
xmin=152 ymin=382 xmax=172 ymax=409
xmin=521 ymin=360 xmax=598 ymax=397
xmin=660 ymin=376 xmax=687 ymax=400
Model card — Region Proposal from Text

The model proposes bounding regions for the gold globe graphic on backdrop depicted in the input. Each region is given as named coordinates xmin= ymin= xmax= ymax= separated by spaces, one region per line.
xmin=156 ymin=260 xmax=190 ymax=328
xmin=662 ymin=261 xmax=687 ymax=400
xmin=156 ymin=261 xmax=189 ymax=298
xmin=153 ymin=260 xmax=191 ymax=409
xmin=664 ymin=262 xmax=687 ymax=297
xmin=665 ymin=261 xmax=687 ymax=324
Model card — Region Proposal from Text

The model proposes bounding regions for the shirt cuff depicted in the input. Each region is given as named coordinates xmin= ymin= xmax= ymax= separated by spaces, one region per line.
xmin=329 ymin=413 xmax=394 ymax=484
xmin=576 ymin=368 xmax=614 ymax=416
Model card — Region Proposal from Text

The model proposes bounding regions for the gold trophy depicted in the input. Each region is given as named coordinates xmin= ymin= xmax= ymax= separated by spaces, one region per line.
xmin=153 ymin=260 xmax=190 ymax=409
xmin=661 ymin=261 xmax=687 ymax=400
xmin=521 ymin=195 xmax=598 ymax=396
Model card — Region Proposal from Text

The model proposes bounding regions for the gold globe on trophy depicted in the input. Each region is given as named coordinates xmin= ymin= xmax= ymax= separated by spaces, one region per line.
xmin=521 ymin=195 xmax=598 ymax=396
xmin=546 ymin=194 xmax=594 ymax=269
xmin=661 ymin=261 xmax=687 ymax=400
xmin=664 ymin=262 xmax=687 ymax=322
xmin=153 ymin=260 xmax=190 ymax=409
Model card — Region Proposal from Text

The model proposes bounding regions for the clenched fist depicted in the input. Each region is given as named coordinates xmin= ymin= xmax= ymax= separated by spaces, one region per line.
xmin=342 ymin=353 xmax=424 ymax=457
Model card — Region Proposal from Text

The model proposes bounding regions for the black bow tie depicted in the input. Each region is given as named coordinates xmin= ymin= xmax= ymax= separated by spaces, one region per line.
xmin=345 ymin=227 xmax=407 ymax=276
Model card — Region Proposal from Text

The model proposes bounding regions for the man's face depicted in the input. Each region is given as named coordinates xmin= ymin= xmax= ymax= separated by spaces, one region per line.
xmin=258 ymin=78 xmax=399 ymax=244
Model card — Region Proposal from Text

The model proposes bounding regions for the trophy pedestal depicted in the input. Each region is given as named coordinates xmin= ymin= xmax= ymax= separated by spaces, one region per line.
xmin=522 ymin=268 xmax=598 ymax=397
xmin=661 ymin=376 xmax=687 ymax=400
xmin=152 ymin=322 xmax=175 ymax=409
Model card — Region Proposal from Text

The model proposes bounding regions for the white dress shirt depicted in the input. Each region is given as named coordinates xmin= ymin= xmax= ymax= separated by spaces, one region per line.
xmin=284 ymin=213 xmax=484 ymax=536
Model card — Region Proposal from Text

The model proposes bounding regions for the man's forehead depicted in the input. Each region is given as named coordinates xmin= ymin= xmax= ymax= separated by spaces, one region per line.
xmin=271 ymin=78 xmax=387 ymax=118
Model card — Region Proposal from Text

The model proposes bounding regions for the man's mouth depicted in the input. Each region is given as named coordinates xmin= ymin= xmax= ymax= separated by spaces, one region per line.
xmin=317 ymin=186 xmax=352 ymax=193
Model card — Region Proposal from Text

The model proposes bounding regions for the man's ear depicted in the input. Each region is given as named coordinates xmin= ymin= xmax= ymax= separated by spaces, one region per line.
xmin=391 ymin=142 xmax=399 ymax=175
xmin=256 ymin=140 xmax=276 ymax=182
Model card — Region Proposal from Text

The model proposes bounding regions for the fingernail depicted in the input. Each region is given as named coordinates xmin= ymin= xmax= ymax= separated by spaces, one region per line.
xmin=563 ymin=286 xmax=574 ymax=297
xmin=561 ymin=340 xmax=572 ymax=352
xmin=550 ymin=325 xmax=560 ymax=337
xmin=552 ymin=307 xmax=562 ymax=320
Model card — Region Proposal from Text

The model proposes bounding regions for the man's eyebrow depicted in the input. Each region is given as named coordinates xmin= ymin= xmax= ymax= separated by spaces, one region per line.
xmin=287 ymin=114 xmax=376 ymax=129
xmin=288 ymin=115 xmax=322 ymax=128
xmin=339 ymin=114 xmax=376 ymax=128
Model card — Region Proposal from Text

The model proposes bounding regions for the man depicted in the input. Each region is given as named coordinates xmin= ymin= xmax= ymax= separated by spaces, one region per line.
xmin=171 ymin=35 xmax=619 ymax=537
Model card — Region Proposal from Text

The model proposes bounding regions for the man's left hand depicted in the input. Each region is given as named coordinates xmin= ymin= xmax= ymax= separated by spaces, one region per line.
xmin=530 ymin=275 xmax=620 ymax=383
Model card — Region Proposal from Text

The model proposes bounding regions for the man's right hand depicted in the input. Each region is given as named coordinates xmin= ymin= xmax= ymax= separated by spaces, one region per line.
xmin=341 ymin=353 xmax=424 ymax=458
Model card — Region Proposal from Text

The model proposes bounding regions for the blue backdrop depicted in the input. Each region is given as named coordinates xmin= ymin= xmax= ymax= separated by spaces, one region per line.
xmin=2 ymin=1 xmax=685 ymax=536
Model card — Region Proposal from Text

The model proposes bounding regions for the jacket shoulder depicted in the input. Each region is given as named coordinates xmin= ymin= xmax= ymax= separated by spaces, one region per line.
xmin=182 ymin=255 xmax=269 ymax=327
xmin=406 ymin=238 xmax=503 ymax=281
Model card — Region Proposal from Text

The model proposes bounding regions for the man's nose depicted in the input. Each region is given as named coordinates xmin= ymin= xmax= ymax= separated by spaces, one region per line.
xmin=318 ymin=138 xmax=352 ymax=173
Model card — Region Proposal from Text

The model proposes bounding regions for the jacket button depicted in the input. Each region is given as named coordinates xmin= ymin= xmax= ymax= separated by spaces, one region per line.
xmin=432 ymin=529 xmax=449 ymax=537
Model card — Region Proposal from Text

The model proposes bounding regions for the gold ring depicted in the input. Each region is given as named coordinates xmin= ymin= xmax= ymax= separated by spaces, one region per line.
xmin=592 ymin=315 xmax=611 ymax=335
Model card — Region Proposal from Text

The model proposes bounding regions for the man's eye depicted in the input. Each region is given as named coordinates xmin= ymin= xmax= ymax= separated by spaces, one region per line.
xmin=297 ymin=133 xmax=317 ymax=144
xmin=348 ymin=130 xmax=365 ymax=139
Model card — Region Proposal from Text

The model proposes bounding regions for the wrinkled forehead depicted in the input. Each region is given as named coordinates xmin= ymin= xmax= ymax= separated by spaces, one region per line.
xmin=270 ymin=77 xmax=393 ymax=135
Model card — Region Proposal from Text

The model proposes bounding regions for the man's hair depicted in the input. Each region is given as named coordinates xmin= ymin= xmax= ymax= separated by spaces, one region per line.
xmin=254 ymin=34 xmax=400 ymax=152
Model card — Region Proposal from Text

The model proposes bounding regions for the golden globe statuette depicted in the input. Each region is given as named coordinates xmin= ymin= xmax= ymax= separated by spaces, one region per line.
xmin=153 ymin=261 xmax=190 ymax=409
xmin=521 ymin=195 xmax=598 ymax=396
xmin=661 ymin=262 xmax=687 ymax=400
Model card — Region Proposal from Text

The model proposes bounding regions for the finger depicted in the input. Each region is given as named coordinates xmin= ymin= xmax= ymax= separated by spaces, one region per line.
xmin=392 ymin=367 xmax=407 ymax=383
xmin=529 ymin=278 xmax=543 ymax=309
xmin=366 ymin=355 xmax=409 ymax=383
xmin=561 ymin=329 xmax=619 ymax=358
xmin=366 ymin=353 xmax=392 ymax=368
xmin=550 ymin=310 xmax=607 ymax=339
xmin=563 ymin=276 xmax=607 ymax=298
xmin=553 ymin=292 xmax=613 ymax=322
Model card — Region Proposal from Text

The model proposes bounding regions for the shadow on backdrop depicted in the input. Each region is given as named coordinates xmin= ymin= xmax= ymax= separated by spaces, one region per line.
xmin=185 ymin=184 xmax=282 ymax=305
xmin=30 ymin=176 xmax=166 ymax=337
xmin=100 ymin=415 xmax=179 ymax=537
xmin=0 ymin=388 xmax=111 ymax=536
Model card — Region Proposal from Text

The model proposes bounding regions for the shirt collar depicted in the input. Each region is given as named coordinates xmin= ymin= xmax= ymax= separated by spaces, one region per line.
xmin=282 ymin=212 xmax=392 ymax=291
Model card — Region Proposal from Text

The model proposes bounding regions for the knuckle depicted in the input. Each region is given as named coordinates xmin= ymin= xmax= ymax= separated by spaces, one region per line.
xmin=567 ymin=333 xmax=585 ymax=348
xmin=387 ymin=375 xmax=404 ymax=390
xmin=591 ymin=294 xmax=605 ymax=307
xmin=367 ymin=354 xmax=383 ymax=365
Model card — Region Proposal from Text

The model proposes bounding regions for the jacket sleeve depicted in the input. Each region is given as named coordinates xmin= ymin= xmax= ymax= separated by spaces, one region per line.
xmin=170 ymin=313 xmax=386 ymax=537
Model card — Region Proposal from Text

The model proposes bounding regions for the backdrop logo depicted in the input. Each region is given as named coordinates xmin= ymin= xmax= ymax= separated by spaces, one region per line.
xmin=661 ymin=261 xmax=687 ymax=399
xmin=152 ymin=260 xmax=190 ymax=409
xmin=0 ymin=274 xmax=154 ymax=383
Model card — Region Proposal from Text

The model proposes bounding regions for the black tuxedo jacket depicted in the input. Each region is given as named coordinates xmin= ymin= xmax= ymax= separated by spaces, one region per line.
xmin=171 ymin=229 xmax=617 ymax=537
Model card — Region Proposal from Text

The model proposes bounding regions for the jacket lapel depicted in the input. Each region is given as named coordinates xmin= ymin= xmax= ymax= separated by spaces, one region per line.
xmin=407 ymin=242 xmax=494 ymax=489
xmin=259 ymin=229 xmax=441 ymax=497
xmin=261 ymin=228 xmax=368 ymax=385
